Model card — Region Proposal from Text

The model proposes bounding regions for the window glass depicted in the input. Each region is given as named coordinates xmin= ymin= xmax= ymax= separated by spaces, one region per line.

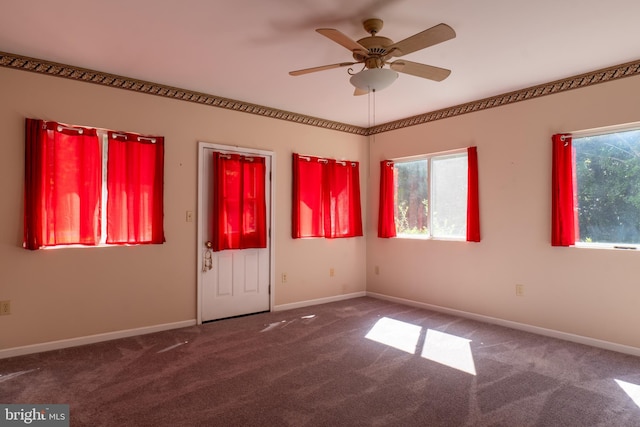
xmin=394 ymin=151 xmax=467 ymax=239
xmin=574 ymin=129 xmax=640 ymax=245
xmin=431 ymin=154 xmax=467 ymax=238
xmin=394 ymin=159 xmax=429 ymax=236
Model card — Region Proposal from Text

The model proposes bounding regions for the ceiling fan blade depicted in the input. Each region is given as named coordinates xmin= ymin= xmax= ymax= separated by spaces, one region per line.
xmin=388 ymin=23 xmax=456 ymax=57
xmin=390 ymin=60 xmax=451 ymax=81
xmin=289 ymin=62 xmax=357 ymax=76
xmin=316 ymin=28 xmax=368 ymax=55
xmin=353 ymin=87 xmax=369 ymax=96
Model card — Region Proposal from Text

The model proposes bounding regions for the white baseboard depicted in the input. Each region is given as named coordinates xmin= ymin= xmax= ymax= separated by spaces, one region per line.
xmin=366 ymin=292 xmax=640 ymax=358
xmin=2 ymin=292 xmax=365 ymax=359
xmin=0 ymin=319 xmax=197 ymax=359
xmin=273 ymin=291 xmax=366 ymax=312
xmin=7 ymin=292 xmax=637 ymax=359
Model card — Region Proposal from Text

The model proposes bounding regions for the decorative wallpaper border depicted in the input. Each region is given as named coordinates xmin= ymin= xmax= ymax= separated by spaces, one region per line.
xmin=368 ymin=59 xmax=640 ymax=135
xmin=0 ymin=51 xmax=367 ymax=136
xmin=2 ymin=51 xmax=639 ymax=136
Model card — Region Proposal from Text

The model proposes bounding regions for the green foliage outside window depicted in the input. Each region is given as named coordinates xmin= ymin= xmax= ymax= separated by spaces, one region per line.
xmin=574 ymin=129 xmax=640 ymax=244
xmin=394 ymin=160 xmax=429 ymax=235
xmin=393 ymin=154 xmax=467 ymax=238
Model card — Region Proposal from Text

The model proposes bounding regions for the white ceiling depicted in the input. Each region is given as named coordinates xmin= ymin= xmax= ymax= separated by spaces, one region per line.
xmin=1 ymin=0 xmax=639 ymax=128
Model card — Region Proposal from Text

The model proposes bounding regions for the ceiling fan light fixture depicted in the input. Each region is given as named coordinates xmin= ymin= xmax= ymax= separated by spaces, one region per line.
xmin=349 ymin=68 xmax=398 ymax=92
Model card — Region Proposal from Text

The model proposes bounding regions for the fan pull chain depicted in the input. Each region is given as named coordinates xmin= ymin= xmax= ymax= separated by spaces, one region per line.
xmin=368 ymin=89 xmax=371 ymax=128
xmin=368 ymin=89 xmax=377 ymax=144
xmin=372 ymin=89 xmax=376 ymax=127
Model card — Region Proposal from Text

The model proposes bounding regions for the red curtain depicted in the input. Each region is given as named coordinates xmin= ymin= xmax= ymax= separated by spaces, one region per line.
xmin=292 ymin=154 xmax=326 ymax=238
xmin=466 ymin=147 xmax=481 ymax=242
xmin=212 ymin=152 xmax=267 ymax=251
xmin=551 ymin=134 xmax=577 ymax=246
xmin=292 ymin=153 xmax=362 ymax=238
xmin=24 ymin=119 xmax=102 ymax=249
xmin=378 ymin=160 xmax=396 ymax=238
xmin=327 ymin=160 xmax=363 ymax=238
xmin=106 ymin=132 xmax=165 ymax=244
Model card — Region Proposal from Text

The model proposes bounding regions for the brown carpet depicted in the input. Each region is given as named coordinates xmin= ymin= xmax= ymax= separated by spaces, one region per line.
xmin=2 ymin=297 xmax=640 ymax=426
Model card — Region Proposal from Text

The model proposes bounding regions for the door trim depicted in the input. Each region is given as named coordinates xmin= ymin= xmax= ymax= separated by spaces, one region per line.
xmin=196 ymin=141 xmax=275 ymax=324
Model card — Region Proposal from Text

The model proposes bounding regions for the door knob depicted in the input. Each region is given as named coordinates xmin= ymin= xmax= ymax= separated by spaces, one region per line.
xmin=203 ymin=241 xmax=213 ymax=271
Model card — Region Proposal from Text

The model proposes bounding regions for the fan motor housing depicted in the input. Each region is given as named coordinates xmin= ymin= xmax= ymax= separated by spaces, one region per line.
xmin=353 ymin=36 xmax=393 ymax=62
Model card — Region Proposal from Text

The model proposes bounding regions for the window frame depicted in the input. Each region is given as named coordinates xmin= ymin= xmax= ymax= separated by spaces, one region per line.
xmin=392 ymin=148 xmax=468 ymax=241
xmin=570 ymin=122 xmax=640 ymax=250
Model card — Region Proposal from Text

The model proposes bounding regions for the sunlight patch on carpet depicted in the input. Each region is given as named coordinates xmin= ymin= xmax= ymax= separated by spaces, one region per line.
xmin=261 ymin=320 xmax=287 ymax=332
xmin=0 ymin=369 xmax=40 ymax=383
xmin=365 ymin=317 xmax=421 ymax=354
xmin=365 ymin=317 xmax=476 ymax=375
xmin=615 ymin=379 xmax=640 ymax=408
xmin=157 ymin=341 xmax=188 ymax=353
xmin=421 ymin=329 xmax=476 ymax=375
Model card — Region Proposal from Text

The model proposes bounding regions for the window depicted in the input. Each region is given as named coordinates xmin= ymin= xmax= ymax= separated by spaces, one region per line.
xmin=24 ymin=119 xmax=165 ymax=249
xmin=574 ymin=128 xmax=640 ymax=246
xmin=379 ymin=147 xmax=480 ymax=241
xmin=292 ymin=153 xmax=363 ymax=239
xmin=394 ymin=151 xmax=468 ymax=239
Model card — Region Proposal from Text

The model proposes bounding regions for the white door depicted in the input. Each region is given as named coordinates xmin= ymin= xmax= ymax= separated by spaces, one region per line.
xmin=198 ymin=143 xmax=273 ymax=322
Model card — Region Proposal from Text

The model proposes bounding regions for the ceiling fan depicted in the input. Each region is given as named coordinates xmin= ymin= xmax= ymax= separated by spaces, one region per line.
xmin=289 ymin=18 xmax=456 ymax=95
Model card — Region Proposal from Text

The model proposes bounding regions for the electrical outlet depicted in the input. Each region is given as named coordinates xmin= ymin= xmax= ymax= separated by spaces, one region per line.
xmin=516 ymin=284 xmax=524 ymax=297
xmin=282 ymin=273 xmax=287 ymax=283
xmin=330 ymin=268 xmax=335 ymax=277
xmin=375 ymin=265 xmax=380 ymax=275
xmin=0 ymin=300 xmax=10 ymax=315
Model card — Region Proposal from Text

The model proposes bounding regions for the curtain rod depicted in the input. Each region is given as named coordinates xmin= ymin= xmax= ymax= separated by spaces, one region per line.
xmin=298 ymin=155 xmax=356 ymax=166
xmin=45 ymin=123 xmax=84 ymax=134
xmin=219 ymin=153 xmax=254 ymax=161
xmin=111 ymin=132 xmax=157 ymax=143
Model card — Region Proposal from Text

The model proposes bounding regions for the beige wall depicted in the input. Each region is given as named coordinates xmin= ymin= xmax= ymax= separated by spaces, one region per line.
xmin=3 ymin=63 xmax=640 ymax=353
xmin=0 ymin=67 xmax=368 ymax=350
xmin=367 ymin=74 xmax=640 ymax=349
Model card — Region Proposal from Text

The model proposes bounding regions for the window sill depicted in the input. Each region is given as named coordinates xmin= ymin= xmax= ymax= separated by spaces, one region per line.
xmin=573 ymin=243 xmax=639 ymax=251
xmin=395 ymin=234 xmax=465 ymax=242
xmin=38 ymin=242 xmax=155 ymax=250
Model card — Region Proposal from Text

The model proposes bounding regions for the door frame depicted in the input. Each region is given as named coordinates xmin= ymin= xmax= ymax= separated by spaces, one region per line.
xmin=196 ymin=141 xmax=275 ymax=324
